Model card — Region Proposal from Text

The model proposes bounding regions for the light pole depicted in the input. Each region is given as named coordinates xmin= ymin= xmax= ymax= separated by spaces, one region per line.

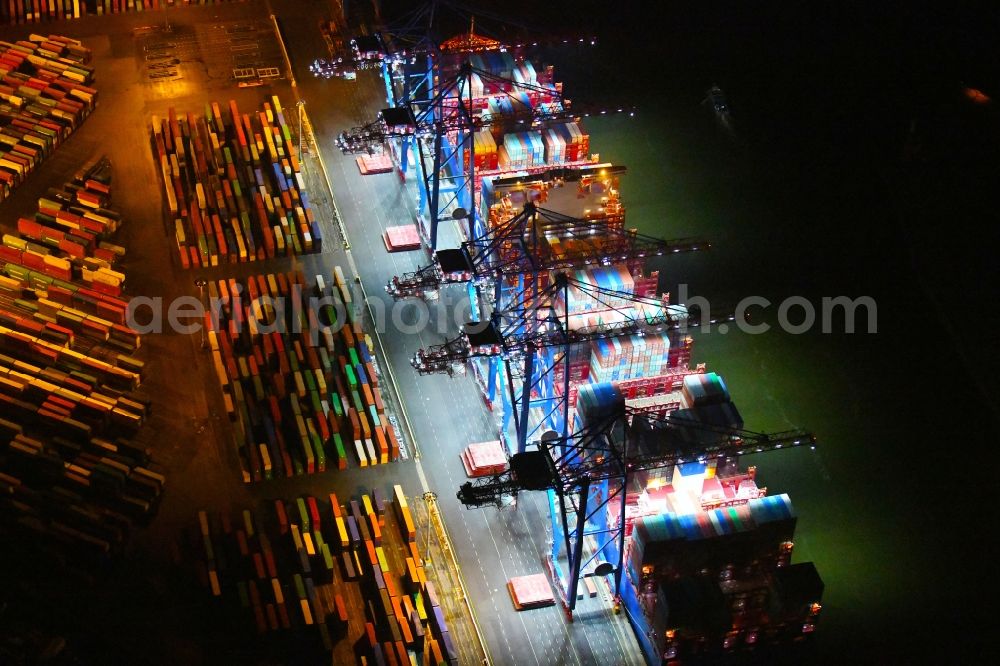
xmin=297 ymin=100 xmax=306 ymax=171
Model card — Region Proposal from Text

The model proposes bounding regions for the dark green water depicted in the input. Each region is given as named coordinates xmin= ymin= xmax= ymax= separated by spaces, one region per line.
xmin=531 ymin=2 xmax=997 ymax=661
xmin=579 ymin=110 xmax=934 ymax=663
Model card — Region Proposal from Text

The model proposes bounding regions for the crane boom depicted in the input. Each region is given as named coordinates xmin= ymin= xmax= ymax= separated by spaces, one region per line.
xmin=411 ymin=272 xmax=730 ymax=374
xmin=387 ymin=202 xmax=708 ymax=298
xmin=338 ymin=59 xmax=635 ymax=155
xmin=337 ymin=62 xmax=572 ymax=153
xmin=457 ymin=409 xmax=816 ymax=508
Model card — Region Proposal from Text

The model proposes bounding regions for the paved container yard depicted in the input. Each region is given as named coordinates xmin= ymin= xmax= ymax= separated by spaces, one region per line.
xmin=1 ymin=1 xmax=639 ymax=664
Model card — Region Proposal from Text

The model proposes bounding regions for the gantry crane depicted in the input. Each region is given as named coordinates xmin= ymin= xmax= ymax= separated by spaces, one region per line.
xmin=456 ymin=397 xmax=816 ymax=615
xmin=337 ymin=8 xmax=629 ymax=251
xmin=338 ymin=58 xmax=589 ymax=248
xmin=385 ymin=201 xmax=707 ymax=300
xmin=411 ymin=271 xmax=733 ymax=454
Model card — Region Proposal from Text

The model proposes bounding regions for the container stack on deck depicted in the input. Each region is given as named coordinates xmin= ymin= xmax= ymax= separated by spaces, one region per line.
xmin=1 ymin=35 xmax=96 ymax=202
xmin=150 ymin=95 xmax=321 ymax=269
xmin=1 ymin=1 xmax=246 ymax=25
xmin=0 ymin=163 xmax=164 ymax=564
xmin=205 ymin=267 xmax=401 ymax=483
xmin=567 ymin=382 xmax=823 ymax=664
xmin=625 ymin=489 xmax=824 ymax=663
xmin=540 ymin=265 xmax=698 ymax=419
xmin=189 ymin=486 xmax=458 ymax=664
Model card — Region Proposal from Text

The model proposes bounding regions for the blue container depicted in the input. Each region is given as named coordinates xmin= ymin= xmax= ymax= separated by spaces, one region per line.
xmin=346 ymin=515 xmax=360 ymax=544
xmin=272 ymin=163 xmax=287 ymax=191
xmin=679 ymin=461 xmax=707 ymax=477
xmin=311 ymin=221 xmax=323 ymax=251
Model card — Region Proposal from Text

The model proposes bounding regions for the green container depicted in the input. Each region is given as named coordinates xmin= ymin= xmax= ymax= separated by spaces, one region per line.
xmin=333 ymin=433 xmax=346 ymax=462
xmin=117 ymin=355 xmax=144 ymax=375
xmin=202 ymin=534 xmax=215 ymax=563
xmin=301 ymin=434 xmax=314 ymax=474
xmin=232 ymin=381 xmax=245 ymax=406
xmin=313 ymin=433 xmax=326 ymax=470
xmin=237 ymin=581 xmax=250 ymax=608
xmin=243 ymin=509 xmax=255 ymax=537
xmin=14 ymin=298 xmax=39 ymax=313
xmin=296 ymin=497 xmax=310 ymax=531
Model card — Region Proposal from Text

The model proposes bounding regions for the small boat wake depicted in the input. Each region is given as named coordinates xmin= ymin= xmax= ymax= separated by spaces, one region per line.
xmin=703 ymin=84 xmax=736 ymax=136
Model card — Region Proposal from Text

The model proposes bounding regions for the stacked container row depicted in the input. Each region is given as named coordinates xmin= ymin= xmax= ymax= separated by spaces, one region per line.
xmin=205 ymin=268 xmax=400 ymax=484
xmin=484 ymin=91 xmax=532 ymax=121
xmin=1 ymin=0 xmax=246 ymax=24
xmin=1 ymin=35 xmax=97 ymax=201
xmin=0 ymin=164 xmax=163 ymax=565
xmin=627 ymin=494 xmax=796 ymax=586
xmin=552 ymin=122 xmax=589 ymax=162
xmin=498 ymin=131 xmax=545 ymax=171
xmin=589 ymin=333 xmax=673 ymax=383
xmin=3 ymin=159 xmax=126 ymax=295
xmin=150 ymin=96 xmax=320 ymax=269
xmin=0 ymin=416 xmax=162 ymax=562
xmin=462 ymin=129 xmax=497 ymax=172
xmin=190 ymin=486 xmax=457 ymax=664
xmin=562 ymin=265 xmax=636 ymax=313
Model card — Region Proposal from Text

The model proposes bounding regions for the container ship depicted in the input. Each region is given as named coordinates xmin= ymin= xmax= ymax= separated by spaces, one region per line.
xmin=338 ymin=19 xmax=825 ymax=666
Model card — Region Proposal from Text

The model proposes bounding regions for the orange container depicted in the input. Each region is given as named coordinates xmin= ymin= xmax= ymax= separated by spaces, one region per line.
xmin=374 ymin=426 xmax=388 ymax=464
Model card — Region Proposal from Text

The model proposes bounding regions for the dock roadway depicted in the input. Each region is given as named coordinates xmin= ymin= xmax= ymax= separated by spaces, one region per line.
xmin=268 ymin=1 xmax=645 ymax=663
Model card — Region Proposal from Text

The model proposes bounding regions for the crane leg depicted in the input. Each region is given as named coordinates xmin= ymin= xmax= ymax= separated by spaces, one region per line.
xmin=567 ymin=477 xmax=590 ymax=613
